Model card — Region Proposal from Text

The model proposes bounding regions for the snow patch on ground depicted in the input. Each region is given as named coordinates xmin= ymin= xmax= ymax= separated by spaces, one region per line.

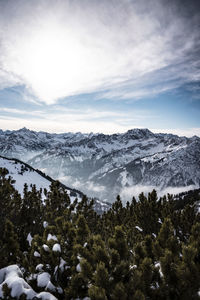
xmin=47 ymin=234 xmax=58 ymax=241
xmin=135 ymin=226 xmax=143 ymax=232
xmin=0 ymin=265 xmax=57 ymax=300
xmin=52 ymin=244 xmax=61 ymax=252
xmin=27 ymin=233 xmax=33 ymax=246
xmin=76 ymin=263 xmax=81 ymax=272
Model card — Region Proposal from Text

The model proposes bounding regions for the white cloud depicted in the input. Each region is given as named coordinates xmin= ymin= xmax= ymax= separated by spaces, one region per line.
xmin=0 ymin=111 xmax=127 ymax=134
xmin=0 ymin=107 xmax=199 ymax=137
xmin=160 ymin=185 xmax=199 ymax=197
xmin=151 ymin=128 xmax=200 ymax=137
xmin=58 ymin=175 xmax=105 ymax=197
xmin=120 ymin=184 xmax=199 ymax=203
xmin=120 ymin=185 xmax=156 ymax=202
xmin=0 ymin=104 xmax=156 ymax=134
xmin=0 ymin=107 xmax=43 ymax=115
xmin=0 ymin=0 xmax=199 ymax=104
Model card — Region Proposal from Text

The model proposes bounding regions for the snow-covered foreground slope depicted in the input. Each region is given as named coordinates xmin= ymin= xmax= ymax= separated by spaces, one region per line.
xmin=0 ymin=128 xmax=200 ymax=202
xmin=0 ymin=156 xmax=110 ymax=212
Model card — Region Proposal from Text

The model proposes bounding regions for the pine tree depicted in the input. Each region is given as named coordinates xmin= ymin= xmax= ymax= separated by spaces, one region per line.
xmin=109 ymin=226 xmax=128 ymax=260
xmin=88 ymin=285 xmax=108 ymax=300
xmin=94 ymin=262 xmax=109 ymax=292
xmin=154 ymin=218 xmax=180 ymax=258
xmin=0 ymin=219 xmax=21 ymax=268
xmin=111 ymin=282 xmax=127 ymax=300
xmin=93 ymin=235 xmax=109 ymax=267
xmin=133 ymin=289 xmax=145 ymax=300
xmin=133 ymin=191 xmax=160 ymax=235
xmin=75 ymin=215 xmax=90 ymax=246
xmin=160 ymin=249 xmax=179 ymax=299
xmin=45 ymin=180 xmax=70 ymax=223
xmin=0 ymin=168 xmax=20 ymax=233
xmin=176 ymin=245 xmax=200 ymax=299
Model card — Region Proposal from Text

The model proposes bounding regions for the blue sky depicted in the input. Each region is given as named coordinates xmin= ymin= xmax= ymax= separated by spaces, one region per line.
xmin=0 ymin=0 xmax=199 ymax=136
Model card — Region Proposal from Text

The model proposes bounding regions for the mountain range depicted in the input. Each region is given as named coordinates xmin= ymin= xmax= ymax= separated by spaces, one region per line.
xmin=0 ymin=127 xmax=200 ymax=202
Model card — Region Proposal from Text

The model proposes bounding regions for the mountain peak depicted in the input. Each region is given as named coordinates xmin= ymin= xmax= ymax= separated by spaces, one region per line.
xmin=125 ymin=128 xmax=154 ymax=138
xmin=18 ymin=127 xmax=30 ymax=132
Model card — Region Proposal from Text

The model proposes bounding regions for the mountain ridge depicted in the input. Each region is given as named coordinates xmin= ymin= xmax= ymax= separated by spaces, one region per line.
xmin=0 ymin=155 xmax=111 ymax=213
xmin=0 ymin=127 xmax=199 ymax=202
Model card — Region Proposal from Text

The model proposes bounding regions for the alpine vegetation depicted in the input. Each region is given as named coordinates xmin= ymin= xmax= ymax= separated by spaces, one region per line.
xmin=0 ymin=167 xmax=200 ymax=299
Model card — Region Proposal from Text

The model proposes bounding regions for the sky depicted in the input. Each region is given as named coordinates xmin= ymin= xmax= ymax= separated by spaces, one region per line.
xmin=0 ymin=0 xmax=200 ymax=136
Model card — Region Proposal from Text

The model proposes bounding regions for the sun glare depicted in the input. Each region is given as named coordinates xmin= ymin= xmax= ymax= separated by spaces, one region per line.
xmin=24 ymin=27 xmax=84 ymax=102
xmin=4 ymin=15 xmax=135 ymax=104
xmin=13 ymin=23 xmax=100 ymax=103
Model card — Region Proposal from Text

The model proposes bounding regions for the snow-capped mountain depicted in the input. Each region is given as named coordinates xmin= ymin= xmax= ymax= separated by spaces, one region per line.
xmin=0 ymin=127 xmax=90 ymax=161
xmin=0 ymin=155 xmax=110 ymax=212
xmin=0 ymin=128 xmax=200 ymax=202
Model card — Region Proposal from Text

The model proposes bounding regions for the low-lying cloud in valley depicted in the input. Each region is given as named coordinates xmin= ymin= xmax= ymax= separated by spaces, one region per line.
xmin=120 ymin=184 xmax=200 ymax=204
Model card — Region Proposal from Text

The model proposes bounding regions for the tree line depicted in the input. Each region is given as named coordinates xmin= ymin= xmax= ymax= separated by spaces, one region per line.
xmin=0 ymin=167 xmax=200 ymax=299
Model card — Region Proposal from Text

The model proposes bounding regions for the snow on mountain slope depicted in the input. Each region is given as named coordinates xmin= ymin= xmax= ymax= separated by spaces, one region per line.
xmin=0 ymin=155 xmax=111 ymax=212
xmin=0 ymin=128 xmax=199 ymax=202
xmin=0 ymin=128 xmax=90 ymax=161
xmin=0 ymin=156 xmax=51 ymax=196
xmin=0 ymin=155 xmax=85 ymax=203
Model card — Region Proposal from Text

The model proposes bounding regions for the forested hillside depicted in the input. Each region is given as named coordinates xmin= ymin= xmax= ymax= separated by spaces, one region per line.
xmin=0 ymin=167 xmax=200 ymax=299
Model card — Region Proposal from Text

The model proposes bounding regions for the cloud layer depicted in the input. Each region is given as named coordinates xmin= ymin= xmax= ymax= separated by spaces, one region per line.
xmin=120 ymin=184 xmax=199 ymax=203
xmin=0 ymin=104 xmax=155 ymax=133
xmin=0 ymin=0 xmax=199 ymax=104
